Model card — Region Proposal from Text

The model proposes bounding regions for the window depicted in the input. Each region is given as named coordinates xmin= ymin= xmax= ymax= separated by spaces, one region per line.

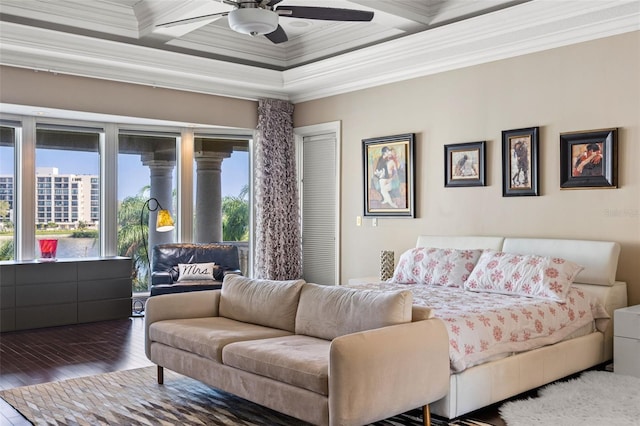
xmin=0 ymin=124 xmax=16 ymax=260
xmin=117 ymin=131 xmax=178 ymax=293
xmin=35 ymin=125 xmax=101 ymax=255
xmin=193 ymin=136 xmax=250 ymax=275
xmin=3 ymin=114 xmax=252 ymax=290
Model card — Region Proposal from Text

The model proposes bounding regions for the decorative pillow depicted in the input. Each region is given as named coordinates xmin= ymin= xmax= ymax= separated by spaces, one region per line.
xmin=464 ymin=250 xmax=584 ymax=302
xmin=176 ymin=262 xmax=216 ymax=281
xmin=168 ymin=266 xmax=179 ymax=281
xmin=390 ymin=247 xmax=483 ymax=287
xmin=212 ymin=265 xmax=225 ymax=281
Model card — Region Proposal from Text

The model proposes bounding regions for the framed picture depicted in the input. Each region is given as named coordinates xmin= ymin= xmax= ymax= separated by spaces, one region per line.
xmin=560 ymin=128 xmax=618 ymax=189
xmin=502 ymin=127 xmax=539 ymax=197
xmin=362 ymin=133 xmax=415 ymax=217
xmin=444 ymin=141 xmax=486 ymax=187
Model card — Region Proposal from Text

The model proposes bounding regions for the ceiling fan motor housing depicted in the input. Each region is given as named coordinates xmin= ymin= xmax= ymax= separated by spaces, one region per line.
xmin=229 ymin=8 xmax=278 ymax=36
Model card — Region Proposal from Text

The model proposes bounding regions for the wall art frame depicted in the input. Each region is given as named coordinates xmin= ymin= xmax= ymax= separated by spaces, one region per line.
xmin=560 ymin=128 xmax=618 ymax=189
xmin=502 ymin=126 xmax=539 ymax=197
xmin=444 ymin=141 xmax=486 ymax=187
xmin=362 ymin=133 xmax=415 ymax=217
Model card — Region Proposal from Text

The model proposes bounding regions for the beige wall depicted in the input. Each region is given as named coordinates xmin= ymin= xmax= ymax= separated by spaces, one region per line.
xmin=1 ymin=33 xmax=638 ymax=304
xmin=0 ymin=66 xmax=258 ymax=128
xmin=294 ymin=32 xmax=640 ymax=305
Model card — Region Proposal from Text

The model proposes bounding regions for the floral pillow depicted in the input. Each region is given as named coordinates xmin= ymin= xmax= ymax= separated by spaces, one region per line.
xmin=177 ymin=262 xmax=216 ymax=281
xmin=390 ymin=247 xmax=483 ymax=287
xmin=464 ymin=250 xmax=583 ymax=302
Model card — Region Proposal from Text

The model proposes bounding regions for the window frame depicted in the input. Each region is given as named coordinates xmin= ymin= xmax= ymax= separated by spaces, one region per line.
xmin=0 ymin=113 xmax=254 ymax=267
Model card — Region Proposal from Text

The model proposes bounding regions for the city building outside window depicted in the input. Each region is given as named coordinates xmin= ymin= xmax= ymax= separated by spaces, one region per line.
xmin=35 ymin=126 xmax=101 ymax=258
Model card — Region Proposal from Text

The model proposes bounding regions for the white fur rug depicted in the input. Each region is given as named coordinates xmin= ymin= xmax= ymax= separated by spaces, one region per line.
xmin=500 ymin=371 xmax=640 ymax=426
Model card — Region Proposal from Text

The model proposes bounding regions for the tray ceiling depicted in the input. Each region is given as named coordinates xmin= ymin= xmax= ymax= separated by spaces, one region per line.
xmin=0 ymin=0 xmax=639 ymax=103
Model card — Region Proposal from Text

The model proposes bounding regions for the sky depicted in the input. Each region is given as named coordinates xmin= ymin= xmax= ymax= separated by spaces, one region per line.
xmin=0 ymin=146 xmax=249 ymax=201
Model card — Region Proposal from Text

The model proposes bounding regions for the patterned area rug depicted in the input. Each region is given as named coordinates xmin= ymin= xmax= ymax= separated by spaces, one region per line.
xmin=0 ymin=367 xmax=492 ymax=426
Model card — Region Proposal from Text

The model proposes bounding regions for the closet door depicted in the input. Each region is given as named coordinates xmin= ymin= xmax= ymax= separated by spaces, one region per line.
xmin=296 ymin=123 xmax=340 ymax=285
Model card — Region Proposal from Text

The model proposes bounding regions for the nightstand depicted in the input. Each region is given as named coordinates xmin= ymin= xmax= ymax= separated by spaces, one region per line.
xmin=614 ymin=305 xmax=640 ymax=378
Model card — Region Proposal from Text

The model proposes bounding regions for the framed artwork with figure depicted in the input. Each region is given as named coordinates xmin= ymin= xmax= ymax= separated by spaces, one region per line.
xmin=560 ymin=128 xmax=618 ymax=189
xmin=362 ymin=133 xmax=415 ymax=217
xmin=444 ymin=141 xmax=486 ymax=187
xmin=502 ymin=127 xmax=539 ymax=197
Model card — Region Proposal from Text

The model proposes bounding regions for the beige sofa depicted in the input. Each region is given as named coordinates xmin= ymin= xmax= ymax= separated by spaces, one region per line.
xmin=145 ymin=275 xmax=449 ymax=426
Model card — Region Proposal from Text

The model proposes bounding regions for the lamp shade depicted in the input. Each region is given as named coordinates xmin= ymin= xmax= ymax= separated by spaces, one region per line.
xmin=228 ymin=8 xmax=278 ymax=35
xmin=156 ymin=209 xmax=175 ymax=232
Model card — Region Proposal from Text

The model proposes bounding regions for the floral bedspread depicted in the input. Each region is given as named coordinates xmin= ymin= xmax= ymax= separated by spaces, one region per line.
xmin=346 ymin=282 xmax=610 ymax=372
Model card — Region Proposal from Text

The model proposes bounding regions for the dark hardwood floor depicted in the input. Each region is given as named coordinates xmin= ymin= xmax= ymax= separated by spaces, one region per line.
xmin=0 ymin=317 xmax=152 ymax=425
xmin=0 ymin=316 xmax=508 ymax=426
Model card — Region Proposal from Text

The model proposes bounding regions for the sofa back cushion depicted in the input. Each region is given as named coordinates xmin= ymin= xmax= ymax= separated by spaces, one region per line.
xmin=295 ymin=283 xmax=413 ymax=340
xmin=220 ymin=275 xmax=305 ymax=332
xmin=152 ymin=243 xmax=240 ymax=274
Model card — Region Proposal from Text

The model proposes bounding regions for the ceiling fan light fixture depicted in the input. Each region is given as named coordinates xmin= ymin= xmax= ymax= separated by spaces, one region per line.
xmin=229 ymin=8 xmax=278 ymax=36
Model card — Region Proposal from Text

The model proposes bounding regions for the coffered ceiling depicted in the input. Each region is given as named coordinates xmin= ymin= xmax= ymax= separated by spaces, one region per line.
xmin=0 ymin=0 xmax=639 ymax=103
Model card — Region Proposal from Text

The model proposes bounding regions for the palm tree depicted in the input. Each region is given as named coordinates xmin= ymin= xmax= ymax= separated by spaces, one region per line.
xmin=0 ymin=239 xmax=13 ymax=261
xmin=117 ymin=188 xmax=150 ymax=292
xmin=222 ymin=185 xmax=249 ymax=241
xmin=0 ymin=200 xmax=9 ymax=221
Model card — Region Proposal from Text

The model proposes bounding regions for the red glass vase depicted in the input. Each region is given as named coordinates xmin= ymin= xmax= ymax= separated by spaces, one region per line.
xmin=38 ymin=239 xmax=58 ymax=262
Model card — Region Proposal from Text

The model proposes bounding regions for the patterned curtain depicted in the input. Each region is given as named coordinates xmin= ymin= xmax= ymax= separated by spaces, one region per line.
xmin=254 ymin=98 xmax=302 ymax=280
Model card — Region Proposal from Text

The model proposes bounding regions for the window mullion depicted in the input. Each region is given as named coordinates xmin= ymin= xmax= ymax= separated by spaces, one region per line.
xmin=101 ymin=124 xmax=118 ymax=256
xmin=16 ymin=117 xmax=36 ymax=260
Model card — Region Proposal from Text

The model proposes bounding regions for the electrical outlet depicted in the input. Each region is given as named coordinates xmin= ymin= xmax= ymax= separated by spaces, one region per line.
xmin=356 ymin=216 xmax=362 ymax=226
xmin=372 ymin=218 xmax=378 ymax=227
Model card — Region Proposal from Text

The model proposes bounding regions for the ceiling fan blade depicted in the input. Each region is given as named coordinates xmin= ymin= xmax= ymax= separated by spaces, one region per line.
xmin=264 ymin=25 xmax=288 ymax=44
xmin=276 ymin=6 xmax=373 ymax=22
xmin=265 ymin=0 xmax=284 ymax=6
xmin=157 ymin=12 xmax=228 ymax=28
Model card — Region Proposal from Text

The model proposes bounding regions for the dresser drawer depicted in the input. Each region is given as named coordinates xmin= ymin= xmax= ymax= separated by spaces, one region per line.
xmin=614 ymin=305 xmax=640 ymax=340
xmin=614 ymin=336 xmax=640 ymax=378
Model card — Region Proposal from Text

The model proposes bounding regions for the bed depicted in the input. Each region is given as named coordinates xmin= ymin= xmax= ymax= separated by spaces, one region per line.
xmin=347 ymin=236 xmax=628 ymax=419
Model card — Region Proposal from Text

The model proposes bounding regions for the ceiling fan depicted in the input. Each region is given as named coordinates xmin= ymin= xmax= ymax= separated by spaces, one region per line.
xmin=156 ymin=0 xmax=374 ymax=44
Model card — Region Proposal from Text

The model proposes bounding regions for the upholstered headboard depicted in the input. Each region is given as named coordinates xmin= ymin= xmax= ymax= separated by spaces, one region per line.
xmin=415 ymin=235 xmax=504 ymax=251
xmin=415 ymin=235 xmax=621 ymax=287
xmin=502 ymin=238 xmax=620 ymax=287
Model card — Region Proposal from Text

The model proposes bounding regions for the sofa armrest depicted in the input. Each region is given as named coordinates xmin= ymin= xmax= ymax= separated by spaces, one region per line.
xmin=329 ymin=319 xmax=449 ymax=426
xmin=151 ymin=271 xmax=173 ymax=285
xmin=145 ymin=290 xmax=221 ymax=358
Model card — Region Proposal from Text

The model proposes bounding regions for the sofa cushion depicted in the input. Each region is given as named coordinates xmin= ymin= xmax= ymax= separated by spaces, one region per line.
xmin=149 ymin=317 xmax=292 ymax=362
xmin=295 ymin=283 xmax=413 ymax=341
xmin=219 ymin=275 xmax=306 ymax=332
xmin=223 ymin=335 xmax=330 ymax=396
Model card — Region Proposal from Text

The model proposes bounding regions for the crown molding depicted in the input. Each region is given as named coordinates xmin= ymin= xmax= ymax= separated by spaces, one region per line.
xmin=0 ymin=0 xmax=638 ymax=103
xmin=284 ymin=0 xmax=640 ymax=102
xmin=0 ymin=21 xmax=287 ymax=100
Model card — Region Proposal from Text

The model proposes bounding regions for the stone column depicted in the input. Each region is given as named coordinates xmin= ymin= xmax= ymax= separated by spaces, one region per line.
xmin=194 ymin=151 xmax=231 ymax=243
xmin=142 ymin=159 xmax=175 ymax=259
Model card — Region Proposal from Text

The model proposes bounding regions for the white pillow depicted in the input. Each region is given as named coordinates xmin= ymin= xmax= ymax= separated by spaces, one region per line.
xmin=390 ymin=247 xmax=483 ymax=287
xmin=176 ymin=262 xmax=216 ymax=281
xmin=464 ymin=250 xmax=583 ymax=302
